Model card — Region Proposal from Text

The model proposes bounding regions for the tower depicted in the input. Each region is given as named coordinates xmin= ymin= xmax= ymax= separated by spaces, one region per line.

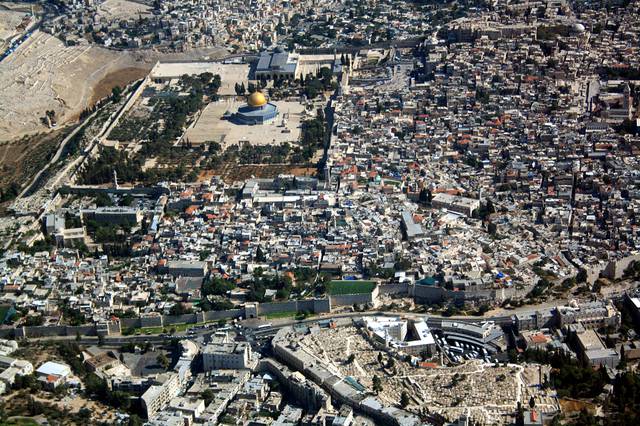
xmin=113 ymin=170 xmax=119 ymax=190
xmin=623 ymin=83 xmax=632 ymax=110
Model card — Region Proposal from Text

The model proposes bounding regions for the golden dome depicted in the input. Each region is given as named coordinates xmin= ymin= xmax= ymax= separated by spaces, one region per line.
xmin=247 ymin=91 xmax=267 ymax=107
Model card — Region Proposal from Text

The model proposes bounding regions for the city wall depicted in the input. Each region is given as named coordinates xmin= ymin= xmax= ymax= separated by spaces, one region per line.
xmin=60 ymin=185 xmax=169 ymax=197
xmin=296 ymin=36 xmax=425 ymax=55
xmin=256 ymin=299 xmax=331 ymax=316
xmin=6 ymin=277 xmax=535 ymax=339
xmin=410 ymin=283 xmax=518 ymax=304
xmin=100 ymin=75 xmax=150 ymax=141
xmin=14 ymin=324 xmax=97 ymax=339
xmin=378 ymin=283 xmax=409 ymax=295
xmin=330 ymin=286 xmax=380 ymax=307
xmin=111 ymin=300 xmax=330 ymax=334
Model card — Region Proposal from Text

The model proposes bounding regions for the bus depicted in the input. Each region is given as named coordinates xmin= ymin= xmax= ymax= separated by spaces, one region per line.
xmin=257 ymin=323 xmax=272 ymax=329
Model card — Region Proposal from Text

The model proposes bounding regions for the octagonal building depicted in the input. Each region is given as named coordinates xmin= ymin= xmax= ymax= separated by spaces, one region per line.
xmin=231 ymin=91 xmax=279 ymax=125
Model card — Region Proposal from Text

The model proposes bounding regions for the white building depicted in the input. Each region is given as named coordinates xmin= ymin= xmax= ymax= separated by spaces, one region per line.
xmin=35 ymin=361 xmax=71 ymax=389
xmin=141 ymin=373 xmax=181 ymax=419
xmin=363 ymin=317 xmax=436 ymax=355
xmin=202 ymin=342 xmax=254 ymax=371
xmin=432 ymin=193 xmax=480 ymax=217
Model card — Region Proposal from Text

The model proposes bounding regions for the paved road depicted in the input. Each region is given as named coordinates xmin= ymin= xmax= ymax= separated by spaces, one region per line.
xmin=23 ymin=299 xmax=576 ymax=346
xmin=16 ymin=107 xmax=100 ymax=201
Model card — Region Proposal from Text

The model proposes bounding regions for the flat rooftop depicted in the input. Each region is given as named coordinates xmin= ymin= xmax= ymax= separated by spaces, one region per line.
xmin=577 ymin=329 xmax=605 ymax=351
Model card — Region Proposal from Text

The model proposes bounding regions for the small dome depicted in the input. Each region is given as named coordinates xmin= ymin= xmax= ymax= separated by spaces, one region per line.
xmin=248 ymin=91 xmax=267 ymax=107
xmin=572 ymin=23 xmax=585 ymax=33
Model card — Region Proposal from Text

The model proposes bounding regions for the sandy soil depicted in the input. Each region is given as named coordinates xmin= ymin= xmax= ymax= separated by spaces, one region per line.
xmin=0 ymin=9 xmax=24 ymax=47
xmin=559 ymin=398 xmax=597 ymax=414
xmin=96 ymin=0 xmax=152 ymax=20
xmin=0 ymin=31 xmax=232 ymax=141
xmin=0 ymin=30 xmax=155 ymax=141
xmin=89 ymin=66 xmax=150 ymax=105
xmin=202 ymin=162 xmax=318 ymax=183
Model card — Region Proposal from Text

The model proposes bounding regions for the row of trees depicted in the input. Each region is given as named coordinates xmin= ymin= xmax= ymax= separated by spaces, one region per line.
xmin=522 ymin=349 xmax=606 ymax=398
xmin=299 ymin=112 xmax=326 ymax=162
xmin=234 ymin=79 xmax=267 ymax=96
xmin=301 ymin=68 xmax=336 ymax=99
xmin=0 ymin=182 xmax=21 ymax=203
xmin=80 ymin=146 xmax=143 ymax=184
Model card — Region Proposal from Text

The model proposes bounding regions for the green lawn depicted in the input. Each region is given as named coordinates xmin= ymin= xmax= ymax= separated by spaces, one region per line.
xmin=383 ymin=178 xmax=402 ymax=187
xmin=262 ymin=311 xmax=297 ymax=319
xmin=0 ymin=305 xmax=10 ymax=324
xmin=327 ymin=280 xmax=376 ymax=295
xmin=1 ymin=418 xmax=40 ymax=426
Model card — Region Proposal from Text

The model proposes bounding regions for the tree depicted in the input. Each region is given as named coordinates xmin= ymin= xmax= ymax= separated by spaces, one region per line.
xmin=488 ymin=222 xmax=497 ymax=235
xmin=377 ymin=352 xmax=383 ymax=363
xmin=618 ymin=345 xmax=627 ymax=369
xmin=95 ymin=193 xmax=113 ymax=207
xmin=128 ymin=415 xmax=143 ymax=426
xmin=170 ymin=302 xmax=192 ymax=316
xmin=27 ymin=396 xmax=44 ymax=416
xmin=347 ymin=354 xmax=356 ymax=364
xmin=201 ymin=389 xmax=215 ymax=405
xmin=418 ymin=188 xmax=432 ymax=205
xmin=157 ymin=353 xmax=170 ymax=369
xmin=121 ymin=194 xmax=134 ymax=207
xmin=400 ymin=391 xmax=410 ymax=408
xmin=372 ymin=375 xmax=382 ymax=394
xmin=529 ymin=396 xmax=536 ymax=409
xmin=78 ymin=407 xmax=92 ymax=420
xmin=111 ymin=86 xmax=123 ymax=103
xmin=255 ymin=246 xmax=266 ymax=262
xmin=576 ymin=268 xmax=588 ymax=283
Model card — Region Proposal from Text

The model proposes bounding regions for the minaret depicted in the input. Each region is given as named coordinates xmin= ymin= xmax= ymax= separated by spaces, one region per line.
xmin=113 ymin=170 xmax=119 ymax=190
xmin=623 ymin=83 xmax=631 ymax=110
